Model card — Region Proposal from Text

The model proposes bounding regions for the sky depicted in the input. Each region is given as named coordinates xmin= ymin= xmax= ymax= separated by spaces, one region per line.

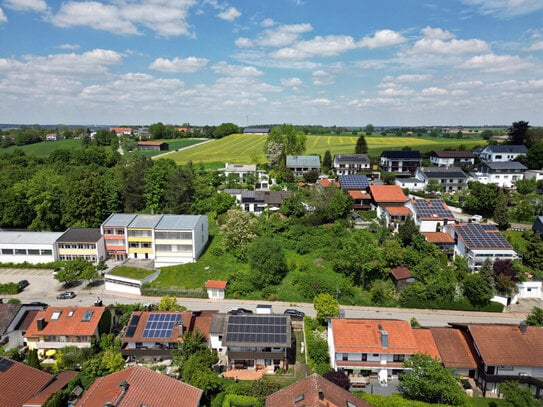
xmin=0 ymin=0 xmax=542 ymax=127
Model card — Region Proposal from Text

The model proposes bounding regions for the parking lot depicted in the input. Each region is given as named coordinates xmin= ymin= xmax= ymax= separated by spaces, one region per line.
xmin=0 ymin=268 xmax=65 ymax=301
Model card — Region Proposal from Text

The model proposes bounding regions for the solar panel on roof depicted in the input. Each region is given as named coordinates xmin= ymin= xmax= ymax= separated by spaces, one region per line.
xmin=456 ymin=224 xmax=512 ymax=249
xmin=0 ymin=357 xmax=14 ymax=372
xmin=224 ymin=315 xmax=289 ymax=345
xmin=129 ymin=315 xmax=140 ymax=326
xmin=126 ymin=326 xmax=136 ymax=338
xmin=338 ymin=175 xmax=369 ymax=190
xmin=142 ymin=313 xmax=181 ymax=338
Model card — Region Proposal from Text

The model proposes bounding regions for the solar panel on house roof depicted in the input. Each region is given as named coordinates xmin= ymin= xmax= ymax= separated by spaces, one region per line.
xmin=126 ymin=326 xmax=136 ymax=338
xmin=0 ymin=357 xmax=14 ymax=372
xmin=338 ymin=175 xmax=369 ymax=190
xmin=414 ymin=200 xmax=454 ymax=219
xmin=456 ymin=224 xmax=512 ymax=249
xmin=142 ymin=313 xmax=182 ymax=338
xmin=224 ymin=315 xmax=288 ymax=345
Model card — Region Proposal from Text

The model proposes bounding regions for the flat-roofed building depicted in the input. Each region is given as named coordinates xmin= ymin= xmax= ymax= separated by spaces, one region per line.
xmin=0 ymin=231 xmax=63 ymax=264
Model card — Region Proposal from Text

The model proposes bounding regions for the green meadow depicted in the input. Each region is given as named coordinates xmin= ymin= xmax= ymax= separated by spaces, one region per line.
xmin=164 ymin=133 xmax=486 ymax=167
xmin=1 ymin=139 xmax=84 ymax=156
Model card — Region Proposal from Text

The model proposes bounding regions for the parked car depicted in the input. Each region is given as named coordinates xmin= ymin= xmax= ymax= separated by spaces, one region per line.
xmin=57 ymin=291 xmax=76 ymax=300
xmin=228 ymin=308 xmax=253 ymax=315
xmin=18 ymin=280 xmax=29 ymax=290
xmin=284 ymin=308 xmax=305 ymax=318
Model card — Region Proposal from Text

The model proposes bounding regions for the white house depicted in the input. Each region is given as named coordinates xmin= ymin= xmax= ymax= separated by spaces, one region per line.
xmin=333 ymin=154 xmax=371 ymax=175
xmin=478 ymin=144 xmax=528 ymax=162
xmin=415 ymin=167 xmax=469 ymax=192
xmin=429 ymin=151 xmax=476 ymax=167
xmin=0 ymin=231 xmax=63 ymax=264
xmin=407 ymin=199 xmax=455 ymax=232
xmin=395 ymin=177 xmax=426 ymax=192
xmin=476 ymin=161 xmax=527 ymax=188
xmin=379 ymin=150 xmax=422 ymax=174
xmin=286 ymin=155 xmax=321 ymax=177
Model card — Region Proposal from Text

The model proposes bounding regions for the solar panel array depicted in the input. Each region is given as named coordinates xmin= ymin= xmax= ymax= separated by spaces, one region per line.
xmin=0 ymin=357 xmax=14 ymax=372
xmin=225 ymin=315 xmax=288 ymax=345
xmin=125 ymin=314 xmax=140 ymax=338
xmin=142 ymin=313 xmax=182 ymax=338
xmin=414 ymin=199 xmax=454 ymax=219
xmin=338 ymin=175 xmax=369 ymax=190
xmin=456 ymin=224 xmax=512 ymax=249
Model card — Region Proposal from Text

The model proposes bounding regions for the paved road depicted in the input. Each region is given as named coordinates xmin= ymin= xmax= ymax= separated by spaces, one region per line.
xmin=0 ymin=268 xmax=532 ymax=327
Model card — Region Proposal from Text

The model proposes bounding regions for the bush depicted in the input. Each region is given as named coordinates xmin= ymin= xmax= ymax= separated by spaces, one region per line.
xmin=141 ymin=286 xmax=207 ymax=298
xmin=0 ymin=282 xmax=20 ymax=294
xmin=222 ymin=394 xmax=261 ymax=407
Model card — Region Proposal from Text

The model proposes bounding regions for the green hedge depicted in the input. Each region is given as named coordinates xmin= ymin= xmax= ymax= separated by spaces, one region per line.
xmin=0 ymin=282 xmax=20 ymax=295
xmin=222 ymin=394 xmax=261 ymax=407
xmin=400 ymin=299 xmax=504 ymax=313
xmin=140 ymin=286 xmax=208 ymax=298
xmin=0 ymin=261 xmax=62 ymax=269
xmin=356 ymin=393 xmax=442 ymax=407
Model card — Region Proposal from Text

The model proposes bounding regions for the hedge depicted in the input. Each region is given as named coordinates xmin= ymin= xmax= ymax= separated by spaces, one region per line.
xmin=222 ymin=394 xmax=261 ymax=407
xmin=140 ymin=286 xmax=208 ymax=298
xmin=0 ymin=282 xmax=20 ymax=295
xmin=400 ymin=299 xmax=504 ymax=313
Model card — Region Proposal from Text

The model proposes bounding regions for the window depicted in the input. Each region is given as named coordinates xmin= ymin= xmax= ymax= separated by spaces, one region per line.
xmin=15 ymin=249 xmax=27 ymax=255
xmin=1 ymin=249 xmax=13 ymax=255
xmin=393 ymin=354 xmax=405 ymax=362
xmin=342 ymin=353 xmax=348 ymax=361
xmin=294 ymin=394 xmax=304 ymax=403
xmin=41 ymin=249 xmax=52 ymax=255
xmin=362 ymin=353 xmax=367 ymax=361
xmin=82 ymin=311 xmax=93 ymax=322
xmin=27 ymin=249 xmax=39 ymax=255
xmin=51 ymin=311 xmax=62 ymax=320
xmin=373 ymin=354 xmax=379 ymax=357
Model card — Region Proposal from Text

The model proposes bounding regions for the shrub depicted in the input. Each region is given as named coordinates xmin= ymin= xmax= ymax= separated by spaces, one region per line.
xmin=0 ymin=282 xmax=20 ymax=295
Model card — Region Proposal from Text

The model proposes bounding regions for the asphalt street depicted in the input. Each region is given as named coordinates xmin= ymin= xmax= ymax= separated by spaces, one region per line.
xmin=0 ymin=267 xmax=534 ymax=327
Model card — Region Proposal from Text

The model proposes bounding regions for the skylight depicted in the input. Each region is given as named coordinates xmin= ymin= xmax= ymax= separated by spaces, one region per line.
xmin=51 ymin=311 xmax=62 ymax=320
xmin=82 ymin=310 xmax=93 ymax=322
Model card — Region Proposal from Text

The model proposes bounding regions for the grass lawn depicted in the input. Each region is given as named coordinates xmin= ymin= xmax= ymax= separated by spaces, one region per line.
xmin=1 ymin=139 xmax=83 ymax=156
xmin=470 ymin=397 xmax=508 ymax=406
xmin=125 ymin=138 xmax=207 ymax=158
xmin=164 ymin=133 xmax=486 ymax=167
xmin=108 ymin=266 xmax=155 ymax=279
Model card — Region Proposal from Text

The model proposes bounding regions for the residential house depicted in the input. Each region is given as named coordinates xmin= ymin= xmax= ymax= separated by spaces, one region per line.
xmin=429 ymin=327 xmax=477 ymax=378
xmin=525 ymin=169 xmax=543 ymax=182
xmin=137 ymin=141 xmax=169 ymax=151
xmin=223 ymin=189 xmax=291 ymax=214
xmin=0 ymin=231 xmax=63 ymax=265
xmin=415 ymin=167 xmax=469 ymax=192
xmin=479 ymin=144 xmax=528 ymax=162
xmin=56 ymin=228 xmax=105 ymax=264
xmin=222 ymin=163 xmax=270 ymax=189
xmin=101 ymin=214 xmax=208 ymax=266
xmin=368 ymin=185 xmax=409 ymax=223
xmin=338 ymin=175 xmax=371 ymax=210
xmin=24 ymin=306 xmax=109 ymax=356
xmin=445 ymin=223 xmax=517 ymax=271
xmin=120 ymin=310 xmax=214 ymax=362
xmin=389 ymin=266 xmax=415 ymax=293
xmin=210 ymin=313 xmax=292 ymax=372
xmin=327 ymin=318 xmax=439 ymax=385
xmin=421 ymin=232 xmax=455 ymax=258
xmin=266 ymin=373 xmax=373 ymax=407
xmin=76 ymin=365 xmax=203 ymax=407
xmin=333 ymin=154 xmax=371 ymax=175
xmin=243 ymin=127 xmax=271 ymax=135
xmin=206 ymin=280 xmax=227 ymax=299
xmin=449 ymin=323 xmax=543 ymax=397
xmin=395 ymin=177 xmax=425 ymax=192
xmin=109 ymin=127 xmax=132 ymax=136
xmin=0 ymin=303 xmax=46 ymax=350
xmin=45 ymin=133 xmax=57 ymax=141
xmin=0 ymin=357 xmax=77 ymax=407
xmin=429 ymin=150 xmax=476 ymax=168
xmin=379 ymin=150 xmax=422 ymax=174
xmin=407 ymin=199 xmax=455 ymax=232
xmin=475 ymin=161 xmax=527 ymax=188
xmin=286 ymin=155 xmax=321 ymax=177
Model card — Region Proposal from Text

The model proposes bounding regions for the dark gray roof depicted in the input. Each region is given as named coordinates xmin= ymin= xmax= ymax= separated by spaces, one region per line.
xmin=481 ymin=161 xmax=527 ymax=171
xmin=454 ymin=224 xmax=513 ymax=250
xmin=0 ymin=304 xmax=21 ymax=334
xmin=381 ymin=150 xmax=422 ymax=159
xmin=210 ymin=313 xmax=228 ymax=335
xmin=222 ymin=314 xmax=291 ymax=348
xmin=128 ymin=214 xmax=163 ymax=229
xmin=57 ymin=228 xmax=102 ymax=243
xmin=286 ymin=155 xmax=321 ymax=168
xmin=155 ymin=215 xmax=205 ymax=230
xmin=483 ymin=145 xmax=528 ymax=154
xmin=419 ymin=167 xmax=468 ymax=179
xmin=243 ymin=127 xmax=271 ymax=134
xmin=334 ymin=154 xmax=370 ymax=164
xmin=431 ymin=150 xmax=475 ymax=158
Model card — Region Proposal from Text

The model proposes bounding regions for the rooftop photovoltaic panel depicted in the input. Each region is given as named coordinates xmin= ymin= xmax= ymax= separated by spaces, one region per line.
xmin=338 ymin=175 xmax=369 ymax=190
xmin=0 ymin=357 xmax=14 ymax=372
xmin=224 ymin=315 xmax=289 ymax=346
xmin=456 ymin=224 xmax=513 ymax=249
xmin=126 ymin=325 xmax=137 ymax=338
xmin=142 ymin=313 xmax=182 ymax=338
xmin=414 ymin=199 xmax=454 ymax=219
xmin=129 ymin=315 xmax=140 ymax=326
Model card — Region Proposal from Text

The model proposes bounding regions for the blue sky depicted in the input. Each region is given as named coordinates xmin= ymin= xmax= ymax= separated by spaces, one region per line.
xmin=0 ymin=0 xmax=542 ymax=126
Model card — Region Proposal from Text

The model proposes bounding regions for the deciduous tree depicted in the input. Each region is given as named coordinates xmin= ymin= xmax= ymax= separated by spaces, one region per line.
xmin=499 ymin=380 xmax=540 ymax=407
xmin=247 ymin=237 xmax=288 ymax=289
xmin=508 ymin=121 xmax=529 ymax=145
xmin=526 ymin=306 xmax=543 ymax=326
xmin=313 ymin=293 xmax=339 ymax=325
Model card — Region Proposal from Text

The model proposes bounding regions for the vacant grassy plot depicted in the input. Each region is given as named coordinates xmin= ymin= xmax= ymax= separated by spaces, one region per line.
xmin=109 ymin=266 xmax=155 ymax=280
xmin=1 ymin=139 xmax=83 ymax=156
xmin=165 ymin=133 xmax=485 ymax=166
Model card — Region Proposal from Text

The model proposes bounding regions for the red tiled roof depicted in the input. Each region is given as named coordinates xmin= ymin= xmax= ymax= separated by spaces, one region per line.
xmin=137 ymin=141 xmax=167 ymax=146
xmin=412 ymin=329 xmax=441 ymax=360
xmin=369 ymin=185 xmax=408 ymax=203
xmin=384 ymin=206 xmax=411 ymax=216
xmin=110 ymin=127 xmax=132 ymax=134
xmin=25 ymin=307 xmax=105 ymax=339
xmin=0 ymin=357 xmax=53 ymax=407
xmin=318 ymin=178 xmax=332 ymax=188
xmin=76 ymin=365 xmax=202 ymax=407
xmin=390 ymin=266 xmax=413 ymax=280
xmin=348 ymin=191 xmax=371 ymax=200
xmin=205 ymin=280 xmax=227 ymax=289
xmin=266 ymin=373 xmax=373 ymax=407
xmin=456 ymin=324 xmax=543 ymax=367
xmin=23 ymin=370 xmax=78 ymax=406
xmin=332 ymin=319 xmax=431 ymax=355
xmin=429 ymin=327 xmax=477 ymax=369
xmin=422 ymin=232 xmax=455 ymax=243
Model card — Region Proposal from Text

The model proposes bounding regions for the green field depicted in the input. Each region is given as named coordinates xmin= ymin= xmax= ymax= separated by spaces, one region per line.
xmin=164 ymin=133 xmax=486 ymax=166
xmin=0 ymin=139 xmax=84 ymax=156
xmin=126 ymin=139 xmax=207 ymax=158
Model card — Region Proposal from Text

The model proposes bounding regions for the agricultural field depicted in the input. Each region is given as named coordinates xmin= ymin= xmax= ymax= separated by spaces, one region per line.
xmin=0 ymin=139 xmax=84 ymax=156
xmin=164 ymin=133 xmax=486 ymax=167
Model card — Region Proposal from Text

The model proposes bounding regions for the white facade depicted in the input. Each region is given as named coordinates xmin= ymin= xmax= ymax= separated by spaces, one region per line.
xmin=104 ymin=269 xmax=160 ymax=295
xmin=0 ymin=231 xmax=63 ymax=264
xmin=206 ymin=287 xmax=225 ymax=299
xmin=479 ymin=145 xmax=528 ymax=162
xmin=525 ymin=170 xmax=543 ymax=181
xmin=395 ymin=178 xmax=426 ymax=191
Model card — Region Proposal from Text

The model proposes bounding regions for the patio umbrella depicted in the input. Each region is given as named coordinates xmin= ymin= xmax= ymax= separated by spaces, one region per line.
xmin=45 ymin=349 xmax=57 ymax=357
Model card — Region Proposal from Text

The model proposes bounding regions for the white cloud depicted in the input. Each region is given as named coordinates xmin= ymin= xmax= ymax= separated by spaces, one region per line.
xmin=271 ymin=35 xmax=357 ymax=60
xmin=378 ymin=87 xmax=415 ymax=96
xmin=58 ymin=44 xmax=80 ymax=50
xmin=217 ymin=6 xmax=240 ymax=21
xmin=236 ymin=23 xmax=313 ymax=48
xmin=0 ymin=7 xmax=7 ymax=22
xmin=421 ymin=87 xmax=448 ymax=95
xmin=312 ymin=70 xmax=335 ymax=86
xmin=211 ymin=61 xmax=263 ymax=77
xmin=383 ymin=74 xmax=432 ymax=83
xmin=461 ymin=0 xmax=543 ymax=17
xmin=261 ymin=18 xmax=274 ymax=27
xmin=459 ymin=53 xmax=536 ymax=72
xmin=49 ymin=0 xmax=196 ymax=37
xmin=281 ymin=77 xmax=302 ymax=87
xmin=449 ymin=80 xmax=485 ymax=89
xmin=149 ymin=56 xmax=209 ymax=73
xmin=4 ymin=0 xmax=46 ymax=12
xmin=406 ymin=27 xmax=489 ymax=57
xmin=358 ymin=29 xmax=406 ymax=48
xmin=308 ymin=98 xmax=331 ymax=106
xmin=525 ymin=40 xmax=543 ymax=51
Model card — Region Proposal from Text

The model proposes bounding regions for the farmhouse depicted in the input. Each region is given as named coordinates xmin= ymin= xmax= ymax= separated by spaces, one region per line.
xmin=137 ymin=141 xmax=169 ymax=151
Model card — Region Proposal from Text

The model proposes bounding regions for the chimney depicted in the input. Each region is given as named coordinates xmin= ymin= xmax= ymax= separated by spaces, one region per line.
xmin=380 ymin=330 xmax=389 ymax=349
xmin=520 ymin=321 xmax=528 ymax=335
xmin=318 ymin=389 xmax=324 ymax=401
xmin=37 ymin=317 xmax=46 ymax=331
